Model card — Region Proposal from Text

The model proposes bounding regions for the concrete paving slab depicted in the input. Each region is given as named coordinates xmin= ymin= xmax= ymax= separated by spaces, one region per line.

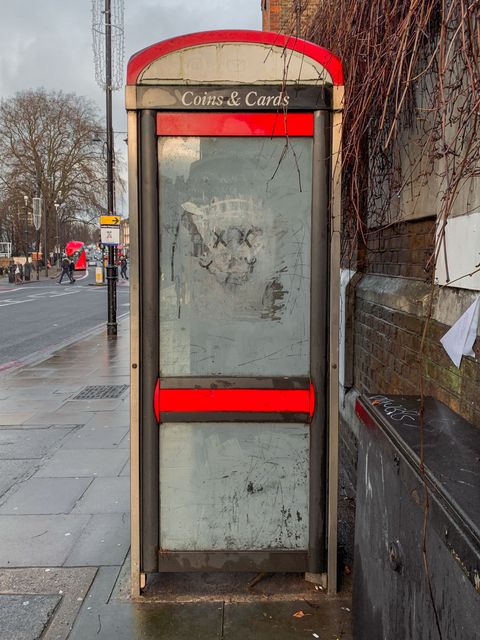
xmin=86 ymin=410 xmax=130 ymax=427
xmin=0 ymin=594 xmax=61 ymax=640
xmin=0 ymin=388 xmax=65 ymax=399
xmin=0 ymin=428 xmax=73 ymax=460
xmin=24 ymin=411 xmax=95 ymax=426
xmin=223 ymin=600 xmax=352 ymax=639
xmin=60 ymin=425 xmax=128 ymax=450
xmin=0 ymin=477 xmax=93 ymax=514
xmin=93 ymin=375 xmax=131 ymax=385
xmin=82 ymin=565 xmax=121 ymax=605
xmin=50 ymin=386 xmax=88 ymax=395
xmin=110 ymin=557 xmax=346 ymax=639
xmin=0 ymin=380 xmax=43 ymax=390
xmin=0 ymin=412 xmax=35 ymax=426
xmin=0 ymin=566 xmax=97 ymax=640
xmin=0 ymin=514 xmax=90 ymax=566
xmin=64 ymin=513 xmax=130 ymax=566
xmin=0 ymin=399 xmax=65 ymax=413
xmin=62 ymin=398 xmax=128 ymax=412
xmin=72 ymin=477 xmax=130 ymax=514
xmin=90 ymin=366 xmax=129 ymax=376
xmin=34 ymin=448 xmax=128 ymax=478
xmin=71 ymin=586 xmax=222 ymax=640
xmin=27 ymin=366 xmax=72 ymax=374
xmin=0 ymin=459 xmax=34 ymax=498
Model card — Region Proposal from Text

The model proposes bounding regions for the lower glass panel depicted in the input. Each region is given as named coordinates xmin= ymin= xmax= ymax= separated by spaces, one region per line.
xmin=160 ymin=422 xmax=309 ymax=551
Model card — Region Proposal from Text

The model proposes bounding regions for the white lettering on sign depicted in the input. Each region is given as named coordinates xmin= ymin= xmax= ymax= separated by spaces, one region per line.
xmin=245 ymin=91 xmax=289 ymax=107
xmin=181 ymin=91 xmax=224 ymax=107
xmin=179 ymin=90 xmax=290 ymax=109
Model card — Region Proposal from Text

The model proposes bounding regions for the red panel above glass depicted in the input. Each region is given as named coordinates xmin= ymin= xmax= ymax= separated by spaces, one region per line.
xmin=156 ymin=112 xmax=314 ymax=137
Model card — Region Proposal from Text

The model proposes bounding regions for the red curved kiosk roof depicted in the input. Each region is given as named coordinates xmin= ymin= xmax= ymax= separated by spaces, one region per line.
xmin=127 ymin=30 xmax=343 ymax=86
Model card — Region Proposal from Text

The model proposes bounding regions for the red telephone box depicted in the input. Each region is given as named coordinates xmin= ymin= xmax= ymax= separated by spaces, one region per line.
xmin=127 ymin=30 xmax=343 ymax=595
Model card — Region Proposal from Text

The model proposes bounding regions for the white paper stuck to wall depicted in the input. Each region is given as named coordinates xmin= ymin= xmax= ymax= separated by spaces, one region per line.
xmin=440 ymin=298 xmax=480 ymax=368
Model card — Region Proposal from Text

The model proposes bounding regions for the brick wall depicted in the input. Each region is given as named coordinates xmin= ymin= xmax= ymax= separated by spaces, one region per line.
xmin=354 ymin=278 xmax=480 ymax=428
xmin=366 ymin=218 xmax=435 ymax=279
xmin=342 ymin=216 xmax=480 ymax=520
xmin=339 ymin=413 xmax=358 ymax=494
xmin=338 ymin=413 xmax=357 ymax=565
xmin=262 ymin=0 xmax=320 ymax=36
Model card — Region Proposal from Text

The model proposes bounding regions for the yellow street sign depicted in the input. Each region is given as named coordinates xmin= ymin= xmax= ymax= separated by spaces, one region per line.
xmin=100 ymin=215 xmax=121 ymax=226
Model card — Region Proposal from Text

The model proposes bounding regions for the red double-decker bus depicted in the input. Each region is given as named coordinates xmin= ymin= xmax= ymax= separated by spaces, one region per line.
xmin=65 ymin=241 xmax=87 ymax=270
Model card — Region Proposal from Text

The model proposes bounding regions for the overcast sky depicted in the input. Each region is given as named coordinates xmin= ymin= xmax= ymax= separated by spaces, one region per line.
xmin=0 ymin=1 xmax=261 ymax=211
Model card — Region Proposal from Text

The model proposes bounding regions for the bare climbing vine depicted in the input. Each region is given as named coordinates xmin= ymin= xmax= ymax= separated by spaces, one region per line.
xmin=303 ymin=4 xmax=479 ymax=636
xmin=306 ymin=0 xmax=480 ymax=274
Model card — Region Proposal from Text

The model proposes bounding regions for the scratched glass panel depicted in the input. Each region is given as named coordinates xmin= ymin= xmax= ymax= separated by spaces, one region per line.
xmin=158 ymin=137 xmax=312 ymax=376
xmin=159 ymin=423 xmax=309 ymax=550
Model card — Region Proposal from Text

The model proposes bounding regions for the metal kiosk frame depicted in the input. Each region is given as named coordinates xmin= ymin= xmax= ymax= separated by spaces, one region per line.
xmin=126 ymin=30 xmax=343 ymax=596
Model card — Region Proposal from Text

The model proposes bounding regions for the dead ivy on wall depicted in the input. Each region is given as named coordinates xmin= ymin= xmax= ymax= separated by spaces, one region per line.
xmin=304 ymin=4 xmax=479 ymax=634
xmin=307 ymin=0 xmax=480 ymax=275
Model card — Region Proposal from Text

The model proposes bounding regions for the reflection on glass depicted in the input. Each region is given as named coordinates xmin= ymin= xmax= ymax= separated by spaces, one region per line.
xmin=159 ymin=137 xmax=312 ymax=377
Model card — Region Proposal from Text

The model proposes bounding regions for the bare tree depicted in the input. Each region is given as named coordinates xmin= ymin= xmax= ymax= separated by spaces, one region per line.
xmin=0 ymin=89 xmax=112 ymax=256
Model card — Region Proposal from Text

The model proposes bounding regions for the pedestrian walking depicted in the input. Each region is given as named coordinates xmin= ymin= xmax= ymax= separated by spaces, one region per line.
xmin=120 ymin=257 xmax=128 ymax=280
xmin=24 ymin=260 xmax=32 ymax=282
xmin=69 ymin=259 xmax=76 ymax=283
xmin=14 ymin=263 xmax=23 ymax=285
xmin=59 ymin=256 xmax=74 ymax=284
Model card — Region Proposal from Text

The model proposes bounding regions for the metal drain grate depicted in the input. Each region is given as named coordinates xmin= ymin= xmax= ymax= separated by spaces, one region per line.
xmin=73 ymin=385 xmax=129 ymax=400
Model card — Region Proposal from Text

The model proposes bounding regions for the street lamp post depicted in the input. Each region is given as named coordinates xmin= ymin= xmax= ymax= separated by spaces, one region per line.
xmin=23 ymin=195 xmax=29 ymax=259
xmin=44 ymin=203 xmax=49 ymax=278
xmin=105 ymin=0 xmax=117 ymax=336
xmin=32 ymin=197 xmax=42 ymax=281
xmin=92 ymin=0 xmax=123 ymax=335
xmin=54 ymin=200 xmax=61 ymax=264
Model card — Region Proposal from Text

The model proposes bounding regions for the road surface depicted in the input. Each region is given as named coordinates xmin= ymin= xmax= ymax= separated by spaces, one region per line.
xmin=0 ymin=269 xmax=130 ymax=373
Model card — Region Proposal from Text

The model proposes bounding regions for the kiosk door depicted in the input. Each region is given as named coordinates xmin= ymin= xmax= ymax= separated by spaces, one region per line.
xmin=152 ymin=112 xmax=328 ymax=572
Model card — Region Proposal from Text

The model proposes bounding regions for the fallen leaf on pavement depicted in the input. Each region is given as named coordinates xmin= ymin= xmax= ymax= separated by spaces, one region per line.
xmin=293 ymin=610 xmax=305 ymax=618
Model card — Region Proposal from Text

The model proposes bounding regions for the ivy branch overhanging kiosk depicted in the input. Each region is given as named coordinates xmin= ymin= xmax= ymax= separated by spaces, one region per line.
xmin=126 ymin=30 xmax=343 ymax=595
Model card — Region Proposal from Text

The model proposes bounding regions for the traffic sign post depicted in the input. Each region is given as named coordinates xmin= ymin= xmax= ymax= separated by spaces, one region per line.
xmin=101 ymin=226 xmax=120 ymax=245
xmin=100 ymin=215 xmax=121 ymax=225
xmin=100 ymin=213 xmax=120 ymax=334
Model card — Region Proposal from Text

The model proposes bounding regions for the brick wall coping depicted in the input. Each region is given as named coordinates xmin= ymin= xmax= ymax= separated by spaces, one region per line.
xmin=356 ymin=274 xmax=480 ymax=333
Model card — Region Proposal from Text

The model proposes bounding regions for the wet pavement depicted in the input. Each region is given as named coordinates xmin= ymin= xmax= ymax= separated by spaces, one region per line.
xmin=0 ymin=320 xmax=352 ymax=639
xmin=0 ymin=269 xmax=129 ymax=372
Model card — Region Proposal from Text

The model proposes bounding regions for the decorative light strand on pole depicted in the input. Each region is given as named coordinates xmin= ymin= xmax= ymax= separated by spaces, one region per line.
xmin=91 ymin=0 xmax=124 ymax=91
